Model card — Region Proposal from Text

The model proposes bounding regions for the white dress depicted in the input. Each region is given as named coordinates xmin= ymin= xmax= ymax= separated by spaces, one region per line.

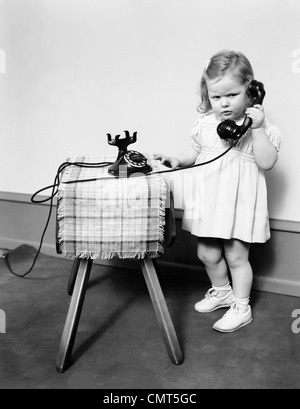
xmin=182 ymin=111 xmax=281 ymax=243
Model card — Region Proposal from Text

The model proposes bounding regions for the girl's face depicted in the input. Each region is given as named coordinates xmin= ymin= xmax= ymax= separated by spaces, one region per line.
xmin=207 ymin=75 xmax=248 ymax=122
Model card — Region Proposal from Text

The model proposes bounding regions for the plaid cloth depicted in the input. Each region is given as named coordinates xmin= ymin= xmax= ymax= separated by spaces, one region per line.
xmin=57 ymin=156 xmax=167 ymax=259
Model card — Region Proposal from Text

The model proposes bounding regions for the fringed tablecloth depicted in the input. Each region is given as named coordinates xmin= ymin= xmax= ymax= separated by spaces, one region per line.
xmin=57 ymin=156 xmax=167 ymax=259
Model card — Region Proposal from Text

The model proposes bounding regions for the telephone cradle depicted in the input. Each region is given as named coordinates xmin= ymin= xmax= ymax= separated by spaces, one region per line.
xmin=107 ymin=130 xmax=152 ymax=176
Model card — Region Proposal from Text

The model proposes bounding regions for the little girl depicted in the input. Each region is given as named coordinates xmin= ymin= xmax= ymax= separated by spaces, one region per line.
xmin=154 ymin=49 xmax=281 ymax=332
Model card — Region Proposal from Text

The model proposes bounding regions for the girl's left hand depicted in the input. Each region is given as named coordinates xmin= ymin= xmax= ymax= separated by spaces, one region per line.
xmin=245 ymin=104 xmax=265 ymax=129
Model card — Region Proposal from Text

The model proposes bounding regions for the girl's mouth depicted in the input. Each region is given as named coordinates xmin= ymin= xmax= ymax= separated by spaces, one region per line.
xmin=222 ymin=111 xmax=233 ymax=117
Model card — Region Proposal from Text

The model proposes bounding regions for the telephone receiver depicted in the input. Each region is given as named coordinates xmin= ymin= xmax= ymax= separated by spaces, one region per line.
xmin=107 ymin=130 xmax=152 ymax=177
xmin=217 ymin=80 xmax=266 ymax=142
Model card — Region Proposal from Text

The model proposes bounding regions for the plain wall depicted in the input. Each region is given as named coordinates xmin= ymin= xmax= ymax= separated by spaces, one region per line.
xmin=0 ymin=0 xmax=300 ymax=222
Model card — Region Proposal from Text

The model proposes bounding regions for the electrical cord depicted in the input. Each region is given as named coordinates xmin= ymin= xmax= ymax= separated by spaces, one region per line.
xmin=5 ymin=161 xmax=113 ymax=278
xmin=5 ymin=140 xmax=238 ymax=278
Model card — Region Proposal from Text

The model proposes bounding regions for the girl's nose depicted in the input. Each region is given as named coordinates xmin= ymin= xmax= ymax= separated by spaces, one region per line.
xmin=221 ymin=97 xmax=229 ymax=107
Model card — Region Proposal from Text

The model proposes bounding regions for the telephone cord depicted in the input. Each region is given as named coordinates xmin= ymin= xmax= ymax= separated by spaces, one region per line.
xmin=6 ymin=141 xmax=238 ymax=277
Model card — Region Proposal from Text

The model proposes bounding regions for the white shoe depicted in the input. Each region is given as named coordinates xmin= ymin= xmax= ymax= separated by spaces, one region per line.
xmin=213 ymin=303 xmax=253 ymax=333
xmin=194 ymin=288 xmax=233 ymax=313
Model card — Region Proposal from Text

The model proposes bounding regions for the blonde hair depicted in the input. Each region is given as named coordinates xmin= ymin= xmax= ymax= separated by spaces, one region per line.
xmin=198 ymin=50 xmax=254 ymax=113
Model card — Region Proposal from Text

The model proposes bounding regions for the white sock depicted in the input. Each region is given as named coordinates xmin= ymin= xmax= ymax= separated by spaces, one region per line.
xmin=233 ymin=295 xmax=250 ymax=312
xmin=212 ymin=282 xmax=232 ymax=296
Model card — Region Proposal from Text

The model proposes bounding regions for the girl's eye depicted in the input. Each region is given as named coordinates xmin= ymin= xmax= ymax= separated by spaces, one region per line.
xmin=212 ymin=96 xmax=220 ymax=100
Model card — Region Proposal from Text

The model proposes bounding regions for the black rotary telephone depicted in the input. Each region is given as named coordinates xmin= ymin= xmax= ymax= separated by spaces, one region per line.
xmin=217 ymin=80 xmax=266 ymax=142
xmin=107 ymin=130 xmax=152 ymax=176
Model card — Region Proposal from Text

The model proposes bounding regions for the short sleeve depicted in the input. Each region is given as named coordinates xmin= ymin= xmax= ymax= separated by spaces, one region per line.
xmin=263 ymin=119 xmax=282 ymax=152
xmin=191 ymin=118 xmax=202 ymax=153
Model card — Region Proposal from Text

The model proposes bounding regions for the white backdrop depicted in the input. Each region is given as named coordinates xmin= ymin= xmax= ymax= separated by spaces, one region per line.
xmin=0 ymin=0 xmax=299 ymax=221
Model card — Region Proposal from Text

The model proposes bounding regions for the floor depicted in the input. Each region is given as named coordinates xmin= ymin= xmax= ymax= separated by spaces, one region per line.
xmin=0 ymin=244 xmax=300 ymax=389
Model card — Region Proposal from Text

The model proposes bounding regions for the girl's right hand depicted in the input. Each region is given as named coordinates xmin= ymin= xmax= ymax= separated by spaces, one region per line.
xmin=152 ymin=153 xmax=181 ymax=169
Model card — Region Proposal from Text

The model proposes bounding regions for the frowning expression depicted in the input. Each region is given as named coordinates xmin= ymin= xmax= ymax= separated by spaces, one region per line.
xmin=207 ymin=75 xmax=248 ymax=122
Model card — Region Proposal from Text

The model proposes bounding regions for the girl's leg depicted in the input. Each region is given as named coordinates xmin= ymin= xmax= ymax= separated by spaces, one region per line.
xmin=223 ymin=239 xmax=252 ymax=299
xmin=197 ymin=237 xmax=228 ymax=287
xmin=213 ymin=239 xmax=253 ymax=332
xmin=195 ymin=238 xmax=233 ymax=313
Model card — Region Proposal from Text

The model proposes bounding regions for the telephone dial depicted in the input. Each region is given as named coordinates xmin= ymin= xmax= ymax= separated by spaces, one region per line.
xmin=107 ymin=130 xmax=152 ymax=176
xmin=217 ymin=80 xmax=266 ymax=142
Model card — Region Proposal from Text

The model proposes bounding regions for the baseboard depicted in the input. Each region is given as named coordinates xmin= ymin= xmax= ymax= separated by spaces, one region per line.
xmin=0 ymin=237 xmax=140 ymax=271
xmin=1 ymin=191 xmax=300 ymax=297
xmin=252 ymin=275 xmax=300 ymax=298
xmin=174 ymin=209 xmax=300 ymax=233
xmin=0 ymin=237 xmax=58 ymax=258
xmin=156 ymin=261 xmax=300 ymax=298
xmin=1 ymin=237 xmax=299 ymax=298
xmin=1 ymin=192 xmax=300 ymax=233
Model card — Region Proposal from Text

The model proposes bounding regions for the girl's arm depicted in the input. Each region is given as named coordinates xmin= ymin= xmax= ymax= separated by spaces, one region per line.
xmin=153 ymin=146 xmax=199 ymax=169
xmin=252 ymin=128 xmax=278 ymax=170
xmin=246 ymin=105 xmax=278 ymax=170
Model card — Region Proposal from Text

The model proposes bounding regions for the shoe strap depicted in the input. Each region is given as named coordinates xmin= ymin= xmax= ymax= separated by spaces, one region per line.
xmin=205 ymin=288 xmax=218 ymax=298
xmin=225 ymin=302 xmax=249 ymax=316
xmin=222 ymin=303 xmax=239 ymax=317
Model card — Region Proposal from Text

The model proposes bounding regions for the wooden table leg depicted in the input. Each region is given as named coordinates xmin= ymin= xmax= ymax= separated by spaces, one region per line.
xmin=140 ymin=257 xmax=184 ymax=365
xmin=67 ymin=258 xmax=81 ymax=296
xmin=56 ymin=258 xmax=93 ymax=373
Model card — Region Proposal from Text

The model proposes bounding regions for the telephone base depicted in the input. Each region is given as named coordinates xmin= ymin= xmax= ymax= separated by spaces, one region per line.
xmin=108 ymin=165 xmax=152 ymax=178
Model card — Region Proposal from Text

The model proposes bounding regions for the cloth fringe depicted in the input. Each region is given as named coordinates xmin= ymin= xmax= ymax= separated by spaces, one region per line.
xmin=60 ymin=250 xmax=163 ymax=260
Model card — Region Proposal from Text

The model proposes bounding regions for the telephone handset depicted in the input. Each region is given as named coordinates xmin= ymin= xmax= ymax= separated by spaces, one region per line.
xmin=217 ymin=80 xmax=266 ymax=142
xmin=106 ymin=83 xmax=265 ymax=177
xmin=107 ymin=130 xmax=152 ymax=176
